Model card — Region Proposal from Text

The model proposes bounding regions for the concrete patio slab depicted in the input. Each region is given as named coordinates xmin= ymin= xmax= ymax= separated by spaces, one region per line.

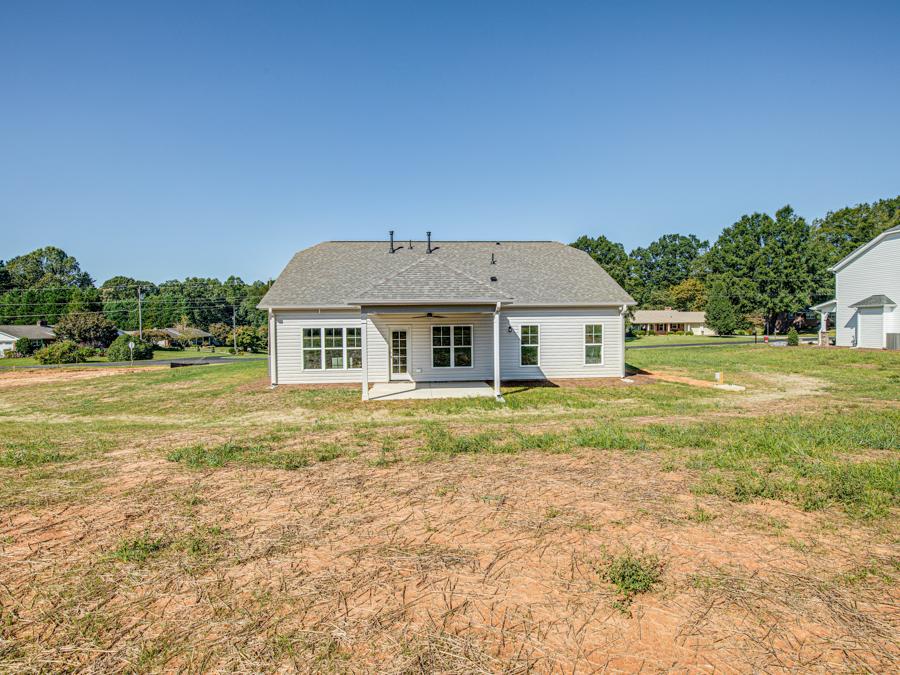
xmin=368 ymin=381 xmax=495 ymax=401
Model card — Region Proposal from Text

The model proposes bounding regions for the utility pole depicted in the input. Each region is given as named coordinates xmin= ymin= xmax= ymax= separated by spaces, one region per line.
xmin=232 ymin=304 xmax=238 ymax=352
xmin=137 ymin=286 xmax=143 ymax=339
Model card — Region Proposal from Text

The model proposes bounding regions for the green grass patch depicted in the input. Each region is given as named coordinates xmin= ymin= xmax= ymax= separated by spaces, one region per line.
xmin=112 ymin=534 xmax=167 ymax=563
xmin=166 ymin=441 xmax=320 ymax=470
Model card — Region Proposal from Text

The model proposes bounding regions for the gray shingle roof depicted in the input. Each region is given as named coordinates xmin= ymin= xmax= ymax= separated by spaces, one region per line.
xmin=0 ymin=325 xmax=56 ymax=340
xmin=849 ymin=294 xmax=895 ymax=308
xmin=258 ymin=241 xmax=634 ymax=308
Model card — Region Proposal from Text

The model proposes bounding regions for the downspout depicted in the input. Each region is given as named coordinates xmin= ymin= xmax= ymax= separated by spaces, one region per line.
xmin=619 ymin=304 xmax=627 ymax=378
xmin=493 ymin=301 xmax=502 ymax=401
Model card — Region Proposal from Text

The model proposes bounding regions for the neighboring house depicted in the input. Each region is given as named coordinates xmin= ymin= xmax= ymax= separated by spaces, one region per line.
xmin=812 ymin=225 xmax=900 ymax=349
xmin=258 ymin=236 xmax=635 ymax=399
xmin=128 ymin=326 xmax=213 ymax=347
xmin=0 ymin=323 xmax=56 ymax=356
xmin=631 ymin=309 xmax=715 ymax=336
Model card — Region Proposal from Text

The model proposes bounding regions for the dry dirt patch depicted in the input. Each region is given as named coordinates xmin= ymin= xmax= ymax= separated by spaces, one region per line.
xmin=1 ymin=446 xmax=896 ymax=672
xmin=0 ymin=366 xmax=166 ymax=388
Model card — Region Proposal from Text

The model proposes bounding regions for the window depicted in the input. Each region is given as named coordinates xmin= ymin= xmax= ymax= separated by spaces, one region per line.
xmin=302 ymin=328 xmax=322 ymax=369
xmin=302 ymin=327 xmax=362 ymax=370
xmin=585 ymin=324 xmax=603 ymax=364
xmin=324 ymin=328 xmax=343 ymax=369
xmin=520 ymin=325 xmax=539 ymax=366
xmin=346 ymin=327 xmax=362 ymax=369
xmin=432 ymin=325 xmax=473 ymax=368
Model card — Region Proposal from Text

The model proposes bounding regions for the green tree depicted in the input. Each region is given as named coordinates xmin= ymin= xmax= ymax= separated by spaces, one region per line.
xmin=813 ymin=195 xmax=900 ymax=266
xmin=570 ymin=235 xmax=632 ymax=290
xmin=34 ymin=340 xmax=86 ymax=364
xmin=53 ymin=313 xmax=120 ymax=348
xmin=668 ymin=278 xmax=707 ymax=311
xmin=628 ymin=234 xmax=708 ymax=305
xmin=5 ymin=246 xmax=93 ymax=289
xmin=701 ymin=207 xmax=825 ymax=333
xmin=704 ymin=280 xmax=740 ymax=335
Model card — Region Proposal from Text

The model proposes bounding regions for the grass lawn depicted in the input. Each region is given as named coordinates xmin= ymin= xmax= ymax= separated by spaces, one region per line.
xmin=0 ymin=346 xmax=897 ymax=671
xmin=627 ymin=333 xmax=757 ymax=346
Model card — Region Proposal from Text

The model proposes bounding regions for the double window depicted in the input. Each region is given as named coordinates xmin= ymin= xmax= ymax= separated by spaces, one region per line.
xmin=432 ymin=325 xmax=472 ymax=368
xmin=302 ymin=327 xmax=362 ymax=370
xmin=520 ymin=325 xmax=539 ymax=366
xmin=585 ymin=324 xmax=603 ymax=364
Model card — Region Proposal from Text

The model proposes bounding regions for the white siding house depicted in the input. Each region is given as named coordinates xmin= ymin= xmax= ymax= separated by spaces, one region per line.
xmin=631 ymin=310 xmax=715 ymax=336
xmin=0 ymin=324 xmax=56 ymax=356
xmin=813 ymin=224 xmax=900 ymax=349
xmin=259 ymin=237 xmax=635 ymax=399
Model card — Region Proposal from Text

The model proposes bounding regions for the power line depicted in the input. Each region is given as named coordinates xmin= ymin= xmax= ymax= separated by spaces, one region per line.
xmin=0 ymin=302 xmax=249 ymax=322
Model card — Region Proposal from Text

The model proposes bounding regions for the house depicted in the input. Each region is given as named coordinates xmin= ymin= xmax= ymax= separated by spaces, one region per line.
xmin=130 ymin=327 xmax=213 ymax=348
xmin=812 ymin=224 xmax=899 ymax=349
xmin=631 ymin=309 xmax=715 ymax=336
xmin=257 ymin=235 xmax=635 ymax=399
xmin=0 ymin=323 xmax=56 ymax=356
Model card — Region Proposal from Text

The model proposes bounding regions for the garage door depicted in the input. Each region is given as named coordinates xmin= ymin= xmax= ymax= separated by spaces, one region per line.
xmin=857 ymin=308 xmax=884 ymax=349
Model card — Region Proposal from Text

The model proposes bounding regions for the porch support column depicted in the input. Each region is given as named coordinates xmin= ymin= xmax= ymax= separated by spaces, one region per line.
xmin=493 ymin=302 xmax=502 ymax=400
xmin=361 ymin=310 xmax=369 ymax=401
xmin=268 ymin=309 xmax=278 ymax=387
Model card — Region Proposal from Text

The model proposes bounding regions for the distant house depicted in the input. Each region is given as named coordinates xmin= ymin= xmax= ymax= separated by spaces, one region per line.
xmin=258 ymin=236 xmax=635 ymax=400
xmin=131 ymin=326 xmax=213 ymax=348
xmin=0 ymin=323 xmax=56 ymax=356
xmin=631 ymin=309 xmax=715 ymax=336
xmin=812 ymin=224 xmax=899 ymax=349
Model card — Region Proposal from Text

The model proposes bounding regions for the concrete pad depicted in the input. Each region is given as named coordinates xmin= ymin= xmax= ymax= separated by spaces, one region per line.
xmin=368 ymin=381 xmax=495 ymax=401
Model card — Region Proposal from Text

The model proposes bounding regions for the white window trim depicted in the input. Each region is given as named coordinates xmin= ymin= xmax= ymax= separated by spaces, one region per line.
xmin=432 ymin=324 xmax=474 ymax=369
xmin=583 ymin=322 xmax=604 ymax=366
xmin=519 ymin=324 xmax=540 ymax=367
xmin=301 ymin=326 xmax=363 ymax=371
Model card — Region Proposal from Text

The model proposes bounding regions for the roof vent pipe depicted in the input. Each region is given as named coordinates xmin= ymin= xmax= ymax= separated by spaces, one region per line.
xmin=426 ymin=231 xmax=433 ymax=254
xmin=388 ymin=230 xmax=403 ymax=253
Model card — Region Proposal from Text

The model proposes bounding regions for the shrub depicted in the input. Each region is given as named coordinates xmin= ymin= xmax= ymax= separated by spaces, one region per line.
xmin=34 ymin=340 xmax=85 ymax=364
xmin=107 ymin=335 xmax=155 ymax=362
xmin=600 ymin=549 xmax=663 ymax=605
xmin=14 ymin=337 xmax=39 ymax=356
xmin=787 ymin=327 xmax=799 ymax=346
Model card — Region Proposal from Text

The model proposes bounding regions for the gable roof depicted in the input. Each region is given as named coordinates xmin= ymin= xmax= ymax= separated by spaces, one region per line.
xmin=632 ymin=310 xmax=707 ymax=323
xmin=849 ymin=294 xmax=896 ymax=308
xmin=830 ymin=224 xmax=900 ymax=272
xmin=351 ymin=255 xmax=512 ymax=304
xmin=0 ymin=325 xmax=56 ymax=340
xmin=258 ymin=240 xmax=634 ymax=308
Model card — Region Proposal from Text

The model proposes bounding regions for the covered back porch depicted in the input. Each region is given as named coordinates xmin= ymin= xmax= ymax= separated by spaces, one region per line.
xmin=359 ymin=303 xmax=503 ymax=401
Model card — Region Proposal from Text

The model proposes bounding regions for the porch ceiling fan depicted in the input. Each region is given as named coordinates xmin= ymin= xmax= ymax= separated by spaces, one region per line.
xmin=410 ymin=311 xmax=447 ymax=319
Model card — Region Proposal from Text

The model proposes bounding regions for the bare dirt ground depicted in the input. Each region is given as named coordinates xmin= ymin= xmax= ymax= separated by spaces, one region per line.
xmin=2 ymin=443 xmax=896 ymax=672
xmin=0 ymin=365 xmax=166 ymax=388
xmin=1 ymin=356 xmax=897 ymax=672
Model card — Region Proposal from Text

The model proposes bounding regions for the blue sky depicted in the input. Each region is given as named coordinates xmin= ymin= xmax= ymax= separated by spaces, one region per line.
xmin=2 ymin=1 xmax=899 ymax=284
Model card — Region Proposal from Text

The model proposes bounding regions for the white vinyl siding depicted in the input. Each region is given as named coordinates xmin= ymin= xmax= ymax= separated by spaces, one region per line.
xmin=501 ymin=308 xmax=624 ymax=379
xmin=369 ymin=314 xmax=492 ymax=382
xmin=272 ymin=307 xmax=626 ymax=384
xmin=273 ymin=311 xmax=364 ymax=383
xmin=834 ymin=231 xmax=899 ymax=348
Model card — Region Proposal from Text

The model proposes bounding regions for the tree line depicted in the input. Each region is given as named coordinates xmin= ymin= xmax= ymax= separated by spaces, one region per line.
xmin=571 ymin=195 xmax=899 ymax=334
xmin=0 ymin=248 xmax=271 ymax=332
